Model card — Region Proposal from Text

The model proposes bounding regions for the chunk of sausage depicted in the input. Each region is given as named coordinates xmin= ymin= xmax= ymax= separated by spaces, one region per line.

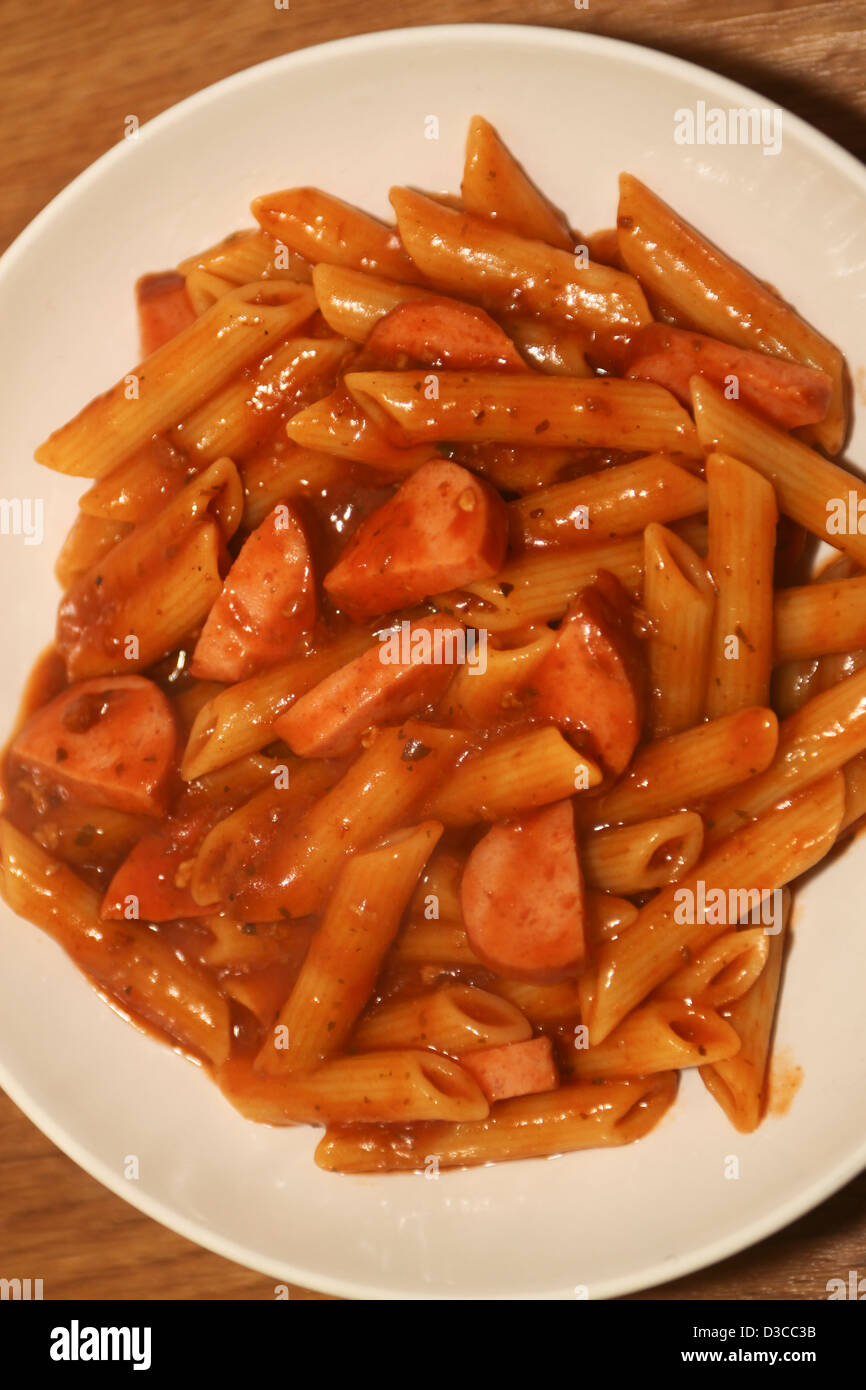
xmin=136 ymin=272 xmax=197 ymax=356
xmin=531 ymin=571 xmax=644 ymax=775
xmin=365 ymin=297 xmax=527 ymax=371
xmin=625 ymin=323 xmax=832 ymax=430
xmin=274 ymin=616 xmax=462 ymax=757
xmin=191 ymin=504 xmax=315 ymax=682
xmin=101 ymin=811 xmax=211 ymax=920
xmin=461 ymin=801 xmax=586 ymax=982
xmin=460 ymin=1036 xmax=558 ymax=1102
xmin=323 ymin=460 xmax=507 ymax=620
xmin=11 ymin=675 xmax=178 ymax=816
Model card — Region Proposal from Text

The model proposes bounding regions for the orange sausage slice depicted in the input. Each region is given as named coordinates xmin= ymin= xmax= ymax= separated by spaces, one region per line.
xmin=102 ymin=811 xmax=211 ymax=920
xmin=365 ymin=297 xmax=527 ymax=371
xmin=324 ymin=460 xmax=507 ymax=620
xmin=11 ymin=675 xmax=178 ymax=816
xmin=191 ymin=504 xmax=315 ymax=682
xmin=274 ymin=616 xmax=463 ymax=757
xmin=461 ymin=800 xmax=587 ymax=982
xmin=136 ymin=272 xmax=197 ymax=356
xmin=460 ymin=1036 xmax=559 ymax=1102
xmin=625 ymin=323 xmax=832 ymax=430
xmin=532 ymin=571 xmax=644 ymax=776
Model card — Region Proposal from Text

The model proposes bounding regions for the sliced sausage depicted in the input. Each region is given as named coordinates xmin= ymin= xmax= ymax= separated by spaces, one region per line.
xmin=136 ymin=272 xmax=197 ymax=356
xmin=531 ymin=571 xmax=644 ymax=775
xmin=11 ymin=675 xmax=178 ymax=816
xmin=461 ymin=800 xmax=587 ymax=982
xmin=274 ymin=616 xmax=462 ymax=757
xmin=364 ymin=297 xmax=527 ymax=371
xmin=625 ymin=323 xmax=832 ymax=430
xmin=191 ymin=503 xmax=315 ymax=682
xmin=460 ymin=1036 xmax=558 ymax=1102
xmin=323 ymin=460 xmax=507 ymax=620
xmin=101 ymin=811 xmax=211 ymax=920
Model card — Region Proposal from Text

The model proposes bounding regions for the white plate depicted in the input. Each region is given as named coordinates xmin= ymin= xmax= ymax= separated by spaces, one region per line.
xmin=1 ymin=24 xmax=865 ymax=1302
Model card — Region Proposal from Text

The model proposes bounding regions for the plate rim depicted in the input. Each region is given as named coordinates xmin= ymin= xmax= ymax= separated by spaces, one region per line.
xmin=1 ymin=21 xmax=865 ymax=1301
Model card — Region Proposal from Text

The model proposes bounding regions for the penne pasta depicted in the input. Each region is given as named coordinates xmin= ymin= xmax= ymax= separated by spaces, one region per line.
xmin=239 ymin=443 xmax=349 ymax=531
xmin=441 ymin=629 xmax=555 ymax=727
xmin=691 ymin=378 xmax=866 ymax=566
xmin=704 ymin=453 xmax=777 ymax=717
xmin=509 ymin=455 xmax=707 ymax=550
xmin=841 ymin=749 xmax=866 ymax=834
xmin=183 ymin=269 xmax=237 ymax=315
xmin=660 ymin=927 xmax=770 ymax=1012
xmin=352 ymin=983 xmax=532 ymax=1054
xmin=285 ymin=385 xmax=440 ymax=475
xmin=56 ymin=458 xmax=242 ymax=678
xmin=567 ymin=999 xmax=741 ymax=1080
xmin=190 ymin=759 xmax=344 ymax=907
xmin=346 ymin=371 xmax=701 ymax=454
xmin=487 ymin=977 xmax=584 ymax=1028
xmin=36 ymin=282 xmax=317 ymax=478
xmin=200 ymin=916 xmax=313 ymax=972
xmin=435 ymin=534 xmax=644 ymax=632
xmin=768 ymin=554 xmax=861 ymax=709
xmin=773 ymin=575 xmax=866 ymax=664
xmin=26 ymin=800 xmax=148 ymax=873
xmin=391 ymin=916 xmax=480 ymax=967
xmin=0 ymin=819 xmax=230 ymax=1066
xmin=252 ymin=187 xmax=424 ymax=282
xmin=617 ymin=173 xmax=847 ymax=453
xmin=221 ymin=1049 xmax=488 ymax=1126
xmin=390 ymin=186 xmax=650 ymax=344
xmin=180 ymin=626 xmax=374 ymax=779
xmin=61 ymin=520 xmax=222 ymax=680
xmin=312 ymin=263 xmax=431 ymax=341
xmin=426 ymin=727 xmax=602 ymax=827
xmin=587 ymin=890 xmax=639 ymax=943
xmin=504 ymin=317 xmax=592 ymax=377
xmin=704 ymin=665 xmax=866 ymax=842
xmin=171 ymin=336 xmax=351 ymax=463
xmin=78 ymin=437 xmax=193 ymax=524
xmin=578 ymin=706 xmax=779 ymax=828
xmin=461 ymin=115 xmax=573 ymax=249
xmin=257 ymin=822 xmax=442 ymax=1074
xmin=177 ymin=228 xmax=313 ymax=285
xmin=55 ymin=512 xmax=132 ymax=590
xmin=314 ymin=1073 xmax=678 ymax=1171
xmin=643 ymin=523 xmax=714 ymax=737
xmin=588 ymin=772 xmax=843 ymax=1043
xmin=700 ymin=893 xmax=791 ymax=1131
xmin=581 ymin=811 xmax=705 ymax=894
xmin=211 ymin=723 xmax=464 ymax=920
xmin=221 ymin=964 xmax=306 ymax=1026
xmin=409 ymin=844 xmax=465 ymax=922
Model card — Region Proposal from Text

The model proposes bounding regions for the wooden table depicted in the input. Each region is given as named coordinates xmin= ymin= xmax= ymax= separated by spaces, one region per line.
xmin=1 ymin=0 xmax=865 ymax=1301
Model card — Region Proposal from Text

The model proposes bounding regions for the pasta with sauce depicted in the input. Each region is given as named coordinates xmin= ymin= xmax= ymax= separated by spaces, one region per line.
xmin=1 ymin=116 xmax=861 ymax=1171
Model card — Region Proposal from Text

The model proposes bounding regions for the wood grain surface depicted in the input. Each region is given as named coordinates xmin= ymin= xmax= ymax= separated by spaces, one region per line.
xmin=1 ymin=0 xmax=865 ymax=1301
